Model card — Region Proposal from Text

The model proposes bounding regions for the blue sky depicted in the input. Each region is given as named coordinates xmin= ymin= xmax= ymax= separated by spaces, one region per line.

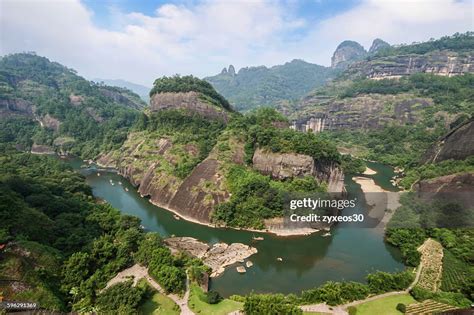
xmin=2 ymin=0 xmax=472 ymax=86
xmin=83 ymin=0 xmax=361 ymax=30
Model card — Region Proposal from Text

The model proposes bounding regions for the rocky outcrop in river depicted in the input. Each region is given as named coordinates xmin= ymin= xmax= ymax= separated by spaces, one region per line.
xmin=164 ymin=237 xmax=257 ymax=277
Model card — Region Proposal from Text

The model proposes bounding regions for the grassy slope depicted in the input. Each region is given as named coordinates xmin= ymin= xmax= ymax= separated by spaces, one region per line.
xmin=355 ymin=294 xmax=416 ymax=315
xmin=188 ymin=284 xmax=243 ymax=315
xmin=137 ymin=279 xmax=180 ymax=315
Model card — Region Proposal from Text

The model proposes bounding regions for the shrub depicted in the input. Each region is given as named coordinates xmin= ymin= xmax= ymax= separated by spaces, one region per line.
xmin=202 ymin=290 xmax=222 ymax=304
xmin=396 ymin=303 xmax=406 ymax=313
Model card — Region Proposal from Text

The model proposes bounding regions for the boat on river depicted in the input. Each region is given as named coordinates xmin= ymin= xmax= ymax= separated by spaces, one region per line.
xmin=252 ymin=236 xmax=264 ymax=241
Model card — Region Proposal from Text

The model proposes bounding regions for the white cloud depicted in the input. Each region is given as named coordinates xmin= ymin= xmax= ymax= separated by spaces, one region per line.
xmin=297 ymin=0 xmax=474 ymax=65
xmin=0 ymin=0 xmax=472 ymax=86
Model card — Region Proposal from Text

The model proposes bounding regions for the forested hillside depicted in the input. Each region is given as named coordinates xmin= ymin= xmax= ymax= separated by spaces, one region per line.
xmin=0 ymin=148 xmax=205 ymax=312
xmin=205 ymin=59 xmax=336 ymax=111
xmin=0 ymin=53 xmax=146 ymax=158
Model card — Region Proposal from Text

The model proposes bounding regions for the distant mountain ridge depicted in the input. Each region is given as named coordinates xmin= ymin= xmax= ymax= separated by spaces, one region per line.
xmin=93 ymin=78 xmax=151 ymax=103
xmin=205 ymin=59 xmax=337 ymax=111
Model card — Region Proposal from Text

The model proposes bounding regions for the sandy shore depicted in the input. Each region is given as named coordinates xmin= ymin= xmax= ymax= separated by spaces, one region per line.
xmin=363 ymin=167 xmax=377 ymax=175
xmin=352 ymin=176 xmax=401 ymax=227
xmin=143 ymin=193 xmax=322 ymax=237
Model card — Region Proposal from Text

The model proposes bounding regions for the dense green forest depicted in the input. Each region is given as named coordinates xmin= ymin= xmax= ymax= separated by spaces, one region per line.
xmin=0 ymin=148 xmax=205 ymax=312
xmin=205 ymin=60 xmax=336 ymax=111
xmin=0 ymin=53 xmax=145 ymax=158
xmin=372 ymin=32 xmax=474 ymax=57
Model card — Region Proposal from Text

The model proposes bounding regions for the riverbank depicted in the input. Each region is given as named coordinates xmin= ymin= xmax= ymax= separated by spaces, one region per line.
xmin=352 ymin=176 xmax=401 ymax=227
xmin=363 ymin=167 xmax=377 ymax=175
xmin=73 ymin=157 xmax=406 ymax=297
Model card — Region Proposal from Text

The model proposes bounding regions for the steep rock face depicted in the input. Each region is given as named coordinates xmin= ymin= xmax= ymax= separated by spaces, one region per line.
xmin=423 ymin=119 xmax=474 ymax=163
xmin=292 ymin=94 xmax=433 ymax=132
xmin=98 ymin=87 xmax=145 ymax=110
xmin=348 ymin=51 xmax=474 ymax=79
xmin=415 ymin=172 xmax=473 ymax=211
xmin=415 ymin=172 xmax=474 ymax=193
xmin=331 ymin=40 xmax=367 ymax=68
xmin=252 ymin=148 xmax=345 ymax=193
xmin=0 ymin=98 xmax=35 ymax=117
xmin=252 ymin=148 xmax=314 ymax=179
xmin=97 ymin=134 xmax=244 ymax=224
xmin=150 ymin=91 xmax=229 ymax=122
xmin=369 ymin=39 xmax=390 ymax=54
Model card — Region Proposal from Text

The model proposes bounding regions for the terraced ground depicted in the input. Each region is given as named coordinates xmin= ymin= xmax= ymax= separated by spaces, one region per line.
xmin=417 ymin=239 xmax=443 ymax=292
xmin=440 ymin=249 xmax=472 ymax=292
xmin=405 ymin=299 xmax=459 ymax=315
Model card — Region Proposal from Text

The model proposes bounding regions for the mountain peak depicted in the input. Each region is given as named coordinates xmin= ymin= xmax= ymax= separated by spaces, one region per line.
xmin=331 ymin=40 xmax=367 ymax=68
xmin=369 ymin=38 xmax=390 ymax=54
xmin=228 ymin=65 xmax=236 ymax=76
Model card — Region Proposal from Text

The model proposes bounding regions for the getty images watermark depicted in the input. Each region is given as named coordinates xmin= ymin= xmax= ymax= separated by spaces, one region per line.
xmin=288 ymin=197 xmax=364 ymax=223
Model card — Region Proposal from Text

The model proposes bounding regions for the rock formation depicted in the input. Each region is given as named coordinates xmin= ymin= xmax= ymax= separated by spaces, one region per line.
xmin=0 ymin=98 xmax=35 ymax=117
xmin=164 ymin=237 xmax=257 ymax=277
xmin=292 ymin=94 xmax=433 ymax=132
xmin=97 ymin=134 xmax=244 ymax=224
xmin=331 ymin=40 xmax=367 ymax=68
xmin=368 ymin=38 xmax=390 ymax=54
xmin=252 ymin=148 xmax=345 ymax=193
xmin=415 ymin=172 xmax=474 ymax=213
xmin=228 ymin=65 xmax=236 ymax=76
xmin=150 ymin=91 xmax=229 ymax=122
xmin=347 ymin=50 xmax=474 ymax=79
xmin=423 ymin=118 xmax=474 ymax=163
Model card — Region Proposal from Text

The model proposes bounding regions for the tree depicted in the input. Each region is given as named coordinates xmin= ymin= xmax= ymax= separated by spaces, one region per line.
xmin=244 ymin=294 xmax=302 ymax=315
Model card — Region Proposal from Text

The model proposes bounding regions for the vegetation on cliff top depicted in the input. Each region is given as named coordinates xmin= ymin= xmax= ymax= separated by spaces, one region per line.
xmin=150 ymin=75 xmax=233 ymax=111
xmin=373 ymin=32 xmax=474 ymax=57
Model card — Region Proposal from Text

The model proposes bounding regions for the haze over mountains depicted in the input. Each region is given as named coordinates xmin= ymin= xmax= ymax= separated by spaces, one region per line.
xmin=93 ymin=79 xmax=151 ymax=103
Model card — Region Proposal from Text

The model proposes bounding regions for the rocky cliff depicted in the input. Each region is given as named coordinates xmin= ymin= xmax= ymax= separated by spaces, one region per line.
xmin=423 ymin=118 xmax=474 ymax=163
xmin=291 ymin=94 xmax=433 ymax=132
xmin=97 ymin=133 xmax=243 ymax=224
xmin=150 ymin=91 xmax=229 ymax=122
xmin=331 ymin=40 xmax=367 ymax=68
xmin=0 ymin=98 xmax=35 ymax=117
xmin=369 ymin=39 xmax=390 ymax=54
xmin=347 ymin=50 xmax=473 ymax=79
xmin=252 ymin=148 xmax=345 ymax=193
xmin=415 ymin=172 xmax=474 ymax=212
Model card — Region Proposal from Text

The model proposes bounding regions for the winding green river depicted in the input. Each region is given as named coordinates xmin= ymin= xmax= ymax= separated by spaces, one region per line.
xmin=68 ymin=158 xmax=404 ymax=297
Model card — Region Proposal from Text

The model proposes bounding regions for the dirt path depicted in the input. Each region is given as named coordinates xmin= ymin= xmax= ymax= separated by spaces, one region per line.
xmin=106 ymin=264 xmax=194 ymax=315
xmin=299 ymin=260 xmax=424 ymax=314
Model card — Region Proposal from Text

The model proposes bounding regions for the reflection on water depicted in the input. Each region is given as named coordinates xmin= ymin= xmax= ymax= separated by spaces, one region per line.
xmin=70 ymin=159 xmax=404 ymax=296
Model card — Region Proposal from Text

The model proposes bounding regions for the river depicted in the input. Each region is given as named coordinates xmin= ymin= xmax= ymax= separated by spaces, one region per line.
xmin=67 ymin=158 xmax=404 ymax=297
